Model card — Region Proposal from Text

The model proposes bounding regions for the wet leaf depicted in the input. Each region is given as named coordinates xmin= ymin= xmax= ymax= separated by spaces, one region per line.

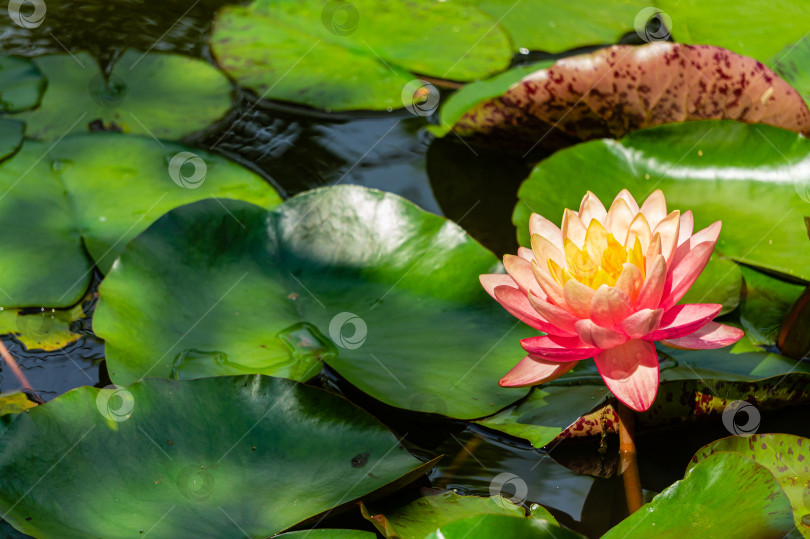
xmin=424 ymin=514 xmax=583 ymax=539
xmin=442 ymin=43 xmax=810 ymax=150
xmin=462 ymin=0 xmax=646 ymax=53
xmin=0 ymin=133 xmax=281 ymax=308
xmin=14 ymin=51 xmax=233 ymax=141
xmin=0 ymin=376 xmax=433 ymax=538
xmin=656 ymin=0 xmax=810 ymax=62
xmin=0 ymin=303 xmax=85 ymax=351
xmin=603 ymin=452 xmax=795 ymax=538
xmin=690 ymin=434 xmax=810 ymax=538
xmin=0 ymin=56 xmax=45 ymax=113
xmin=0 ymin=392 xmax=36 ymax=416
xmin=0 ymin=119 xmax=23 ymax=163
xmin=739 ymin=266 xmax=805 ymax=348
xmin=210 ymin=0 xmax=512 ymax=111
xmin=514 ymin=121 xmax=810 ymax=281
xmin=94 ymin=186 xmax=533 ymax=419
xmin=360 ymin=490 xmax=553 ymax=538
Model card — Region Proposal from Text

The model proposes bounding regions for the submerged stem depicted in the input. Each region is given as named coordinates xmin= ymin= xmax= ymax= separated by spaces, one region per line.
xmin=617 ymin=402 xmax=643 ymax=514
xmin=0 ymin=340 xmax=34 ymax=391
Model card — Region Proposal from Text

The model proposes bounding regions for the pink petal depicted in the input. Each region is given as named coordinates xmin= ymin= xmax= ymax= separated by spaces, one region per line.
xmin=660 ymin=322 xmax=744 ymax=350
xmin=529 ymin=213 xmax=563 ymax=250
xmin=563 ymin=279 xmax=595 ymax=318
xmin=575 ymin=319 xmax=629 ymax=349
xmin=605 ymin=197 xmax=635 ymax=240
xmin=640 ymin=189 xmax=667 ymax=229
xmin=594 ymin=339 xmax=659 ymax=412
xmin=527 ymin=291 xmax=580 ymax=335
xmin=625 ymin=212 xmax=652 ymax=253
xmin=659 ymin=241 xmax=715 ymax=310
xmin=562 ymin=209 xmax=587 ymax=247
xmin=671 ymin=220 xmax=720 ymax=268
xmin=615 ymin=263 xmax=643 ymax=304
xmin=644 ymin=303 xmax=722 ymax=341
xmin=498 ymin=355 xmax=578 ymax=387
xmin=494 ymin=286 xmax=573 ymax=336
xmin=636 ymin=254 xmax=666 ymax=310
xmin=621 ymin=308 xmax=663 ymax=338
xmin=504 ymin=254 xmax=541 ymax=296
xmin=678 ymin=210 xmax=694 ymax=246
xmin=652 ymin=210 xmax=680 ymax=264
xmin=578 ymin=191 xmax=607 ymax=227
xmin=531 ymin=233 xmax=564 ymax=267
xmin=614 ymin=189 xmax=640 ymax=214
xmin=531 ymin=260 xmax=566 ymax=306
xmin=521 ymin=334 xmax=599 ymax=361
xmin=646 ymin=233 xmax=662 ymax=275
xmin=480 ymin=274 xmax=517 ymax=300
xmin=590 ymin=285 xmax=633 ymax=328
xmin=517 ymin=246 xmax=534 ymax=261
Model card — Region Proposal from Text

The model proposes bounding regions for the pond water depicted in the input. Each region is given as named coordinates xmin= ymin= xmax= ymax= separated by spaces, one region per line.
xmin=0 ymin=2 xmax=807 ymax=538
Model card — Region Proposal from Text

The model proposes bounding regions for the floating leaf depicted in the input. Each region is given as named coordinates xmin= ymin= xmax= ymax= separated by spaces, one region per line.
xmin=210 ymin=0 xmax=512 ymax=110
xmin=442 ymin=43 xmax=810 ymax=150
xmin=0 ymin=376 xmax=433 ymax=538
xmin=462 ymin=0 xmax=645 ymax=53
xmin=603 ymin=452 xmax=795 ymax=538
xmin=0 ymin=56 xmax=45 ymax=112
xmin=690 ymin=434 xmax=810 ymax=538
xmin=276 ymin=530 xmax=376 ymax=538
xmin=0 ymin=133 xmax=281 ymax=308
xmin=0 ymin=392 xmax=36 ymax=416
xmin=0 ymin=303 xmax=84 ymax=351
xmin=773 ymin=36 xmax=810 ymax=107
xmin=94 ymin=186 xmax=533 ymax=419
xmin=14 ymin=51 xmax=233 ymax=141
xmin=656 ymin=0 xmax=810 ymax=62
xmin=424 ymin=514 xmax=582 ymax=539
xmin=360 ymin=491 xmax=554 ymax=538
xmin=514 ymin=121 xmax=810 ymax=281
xmin=739 ymin=266 xmax=805 ymax=348
xmin=0 ymin=119 xmax=23 ymax=162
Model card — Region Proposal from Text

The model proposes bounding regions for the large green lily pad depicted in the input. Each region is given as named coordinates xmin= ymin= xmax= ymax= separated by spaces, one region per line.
xmin=690 ymin=434 xmax=810 ymax=537
xmin=0 ymin=56 xmax=45 ymax=113
xmin=603 ymin=452 xmax=795 ymax=538
xmin=361 ymin=491 xmax=556 ymax=538
xmin=0 ymin=119 xmax=23 ymax=163
xmin=463 ymin=0 xmax=645 ymax=53
xmin=94 ymin=186 xmax=533 ymax=419
xmin=0 ymin=133 xmax=281 ymax=308
xmin=0 ymin=376 xmax=433 ymax=538
xmin=514 ymin=121 xmax=810 ymax=281
xmin=210 ymin=0 xmax=512 ymax=111
xmin=425 ymin=514 xmax=582 ymax=539
xmin=14 ymin=51 xmax=233 ymax=141
xmin=655 ymin=0 xmax=810 ymax=62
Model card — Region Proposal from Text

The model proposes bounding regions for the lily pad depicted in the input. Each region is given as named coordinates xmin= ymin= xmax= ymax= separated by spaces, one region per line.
xmin=739 ymin=266 xmax=805 ymax=348
xmin=0 ymin=392 xmax=36 ymax=416
xmin=442 ymin=43 xmax=810 ymax=150
xmin=14 ymin=51 xmax=233 ymax=141
xmin=655 ymin=0 xmax=810 ymax=62
xmin=94 ymin=186 xmax=533 ymax=419
xmin=514 ymin=121 xmax=810 ymax=281
xmin=773 ymin=36 xmax=810 ymax=107
xmin=0 ymin=119 xmax=23 ymax=162
xmin=360 ymin=491 xmax=555 ymax=538
xmin=689 ymin=434 xmax=810 ymax=538
xmin=277 ymin=531 xmax=376 ymax=538
xmin=778 ymin=286 xmax=810 ymax=360
xmin=603 ymin=452 xmax=795 ymax=538
xmin=0 ymin=376 xmax=433 ymax=538
xmin=210 ymin=0 xmax=512 ymax=111
xmin=0 ymin=56 xmax=45 ymax=112
xmin=0 ymin=133 xmax=281 ymax=308
xmin=462 ymin=0 xmax=645 ymax=53
xmin=0 ymin=303 xmax=85 ymax=351
xmin=424 ymin=514 xmax=582 ymax=539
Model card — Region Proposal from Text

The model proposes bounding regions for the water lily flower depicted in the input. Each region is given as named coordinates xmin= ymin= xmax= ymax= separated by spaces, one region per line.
xmin=481 ymin=190 xmax=743 ymax=412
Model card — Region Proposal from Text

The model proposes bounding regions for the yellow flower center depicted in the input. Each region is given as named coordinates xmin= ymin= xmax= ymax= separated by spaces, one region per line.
xmin=550 ymin=220 xmax=645 ymax=289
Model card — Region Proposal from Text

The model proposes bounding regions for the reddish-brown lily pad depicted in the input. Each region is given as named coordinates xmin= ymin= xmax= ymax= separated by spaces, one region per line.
xmin=444 ymin=42 xmax=810 ymax=150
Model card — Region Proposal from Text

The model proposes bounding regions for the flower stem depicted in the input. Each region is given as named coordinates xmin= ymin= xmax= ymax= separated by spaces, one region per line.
xmin=617 ymin=402 xmax=643 ymax=514
xmin=0 ymin=340 xmax=33 ymax=391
